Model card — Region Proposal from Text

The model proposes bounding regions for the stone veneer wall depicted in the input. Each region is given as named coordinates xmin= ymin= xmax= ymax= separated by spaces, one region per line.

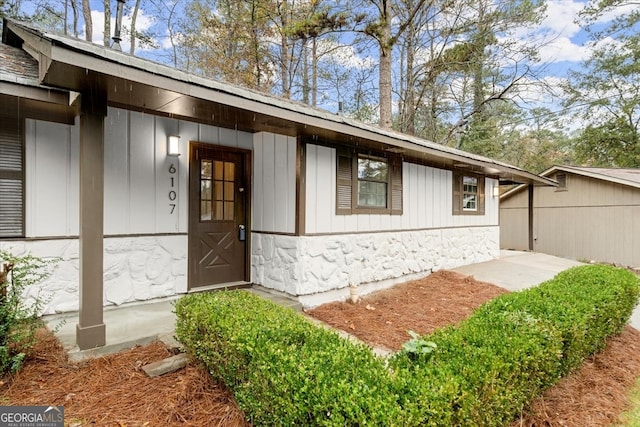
xmin=1 ymin=227 xmax=498 ymax=314
xmin=251 ymin=226 xmax=500 ymax=300
xmin=0 ymin=235 xmax=187 ymax=314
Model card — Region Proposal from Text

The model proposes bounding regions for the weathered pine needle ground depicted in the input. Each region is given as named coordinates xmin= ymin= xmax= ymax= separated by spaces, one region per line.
xmin=3 ymin=270 xmax=640 ymax=426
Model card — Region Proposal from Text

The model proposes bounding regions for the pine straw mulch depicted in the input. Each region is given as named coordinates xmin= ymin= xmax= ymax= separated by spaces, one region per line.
xmin=2 ymin=269 xmax=640 ymax=426
xmin=0 ymin=329 xmax=248 ymax=427
xmin=307 ymin=270 xmax=640 ymax=426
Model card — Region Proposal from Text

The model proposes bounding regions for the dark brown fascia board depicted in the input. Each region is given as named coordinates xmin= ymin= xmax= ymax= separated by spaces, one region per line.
xmin=500 ymin=168 xmax=561 ymax=200
xmin=5 ymin=19 xmax=554 ymax=187
xmin=0 ymin=80 xmax=69 ymax=105
xmin=0 ymin=90 xmax=75 ymax=125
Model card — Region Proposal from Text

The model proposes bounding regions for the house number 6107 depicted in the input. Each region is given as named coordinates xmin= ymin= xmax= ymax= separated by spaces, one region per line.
xmin=169 ymin=163 xmax=177 ymax=214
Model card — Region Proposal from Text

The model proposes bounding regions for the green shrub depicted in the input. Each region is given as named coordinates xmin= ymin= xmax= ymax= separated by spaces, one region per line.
xmin=390 ymin=309 xmax=564 ymax=426
xmin=478 ymin=264 xmax=640 ymax=374
xmin=176 ymin=265 xmax=639 ymax=427
xmin=175 ymin=291 xmax=401 ymax=426
xmin=390 ymin=264 xmax=639 ymax=426
xmin=0 ymin=250 xmax=56 ymax=375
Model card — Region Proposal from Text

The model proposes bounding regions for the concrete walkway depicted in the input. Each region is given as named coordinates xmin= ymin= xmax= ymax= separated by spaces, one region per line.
xmin=45 ymin=250 xmax=639 ymax=359
xmin=452 ymin=250 xmax=583 ymax=292
xmin=44 ymin=286 xmax=301 ymax=360
xmin=452 ymin=250 xmax=640 ymax=329
xmin=44 ymin=298 xmax=180 ymax=360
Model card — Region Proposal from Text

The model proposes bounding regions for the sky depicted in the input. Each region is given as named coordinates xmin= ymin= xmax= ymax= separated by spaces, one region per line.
xmin=93 ymin=1 xmax=606 ymax=98
xmin=18 ymin=0 xmax=632 ymax=129
xmin=82 ymin=0 xmax=605 ymax=69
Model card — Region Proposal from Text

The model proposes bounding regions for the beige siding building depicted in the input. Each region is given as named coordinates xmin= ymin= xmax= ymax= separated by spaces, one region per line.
xmin=500 ymin=166 xmax=640 ymax=268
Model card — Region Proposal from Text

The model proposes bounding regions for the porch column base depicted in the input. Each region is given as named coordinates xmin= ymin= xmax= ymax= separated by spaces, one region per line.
xmin=76 ymin=323 xmax=106 ymax=350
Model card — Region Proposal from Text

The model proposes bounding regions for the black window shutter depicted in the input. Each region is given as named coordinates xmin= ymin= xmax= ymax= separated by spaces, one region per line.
xmin=0 ymin=115 xmax=24 ymax=237
xmin=478 ymin=176 xmax=486 ymax=215
xmin=390 ymin=156 xmax=403 ymax=214
xmin=336 ymin=153 xmax=353 ymax=214
xmin=452 ymin=171 xmax=462 ymax=215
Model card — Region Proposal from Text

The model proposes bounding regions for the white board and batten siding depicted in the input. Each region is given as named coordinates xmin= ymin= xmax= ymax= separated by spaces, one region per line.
xmin=305 ymin=144 xmax=499 ymax=234
xmin=252 ymin=132 xmax=297 ymax=234
xmin=15 ymin=107 xmax=255 ymax=313
xmin=25 ymin=107 xmax=252 ymax=237
xmin=25 ymin=118 xmax=80 ymax=237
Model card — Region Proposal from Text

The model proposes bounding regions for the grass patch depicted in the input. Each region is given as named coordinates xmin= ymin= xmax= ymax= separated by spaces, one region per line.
xmin=618 ymin=377 xmax=640 ymax=426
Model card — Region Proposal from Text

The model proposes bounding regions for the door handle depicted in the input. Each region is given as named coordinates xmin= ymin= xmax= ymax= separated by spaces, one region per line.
xmin=238 ymin=225 xmax=246 ymax=241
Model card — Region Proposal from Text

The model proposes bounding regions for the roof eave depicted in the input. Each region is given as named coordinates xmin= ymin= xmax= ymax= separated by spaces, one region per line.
xmin=4 ymin=19 xmax=552 ymax=186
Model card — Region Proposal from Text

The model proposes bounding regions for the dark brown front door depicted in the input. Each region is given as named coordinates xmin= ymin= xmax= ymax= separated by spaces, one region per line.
xmin=189 ymin=144 xmax=249 ymax=289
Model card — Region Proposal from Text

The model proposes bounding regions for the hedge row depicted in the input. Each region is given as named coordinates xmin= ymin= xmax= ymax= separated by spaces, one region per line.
xmin=174 ymin=290 xmax=400 ymax=425
xmin=175 ymin=265 xmax=640 ymax=426
xmin=388 ymin=265 xmax=640 ymax=426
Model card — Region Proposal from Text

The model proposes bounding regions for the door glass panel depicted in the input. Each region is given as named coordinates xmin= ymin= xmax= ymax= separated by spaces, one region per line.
xmin=214 ymin=161 xmax=224 ymax=180
xmin=200 ymin=201 xmax=211 ymax=221
xmin=224 ymin=162 xmax=235 ymax=180
xmin=200 ymin=160 xmax=213 ymax=221
xmin=201 ymin=180 xmax=211 ymax=200
xmin=214 ymin=181 xmax=223 ymax=201
xmin=224 ymin=202 xmax=234 ymax=220
xmin=201 ymin=159 xmax=237 ymax=222
xmin=201 ymin=160 xmax=212 ymax=179
xmin=224 ymin=182 xmax=234 ymax=201
xmin=214 ymin=201 xmax=224 ymax=220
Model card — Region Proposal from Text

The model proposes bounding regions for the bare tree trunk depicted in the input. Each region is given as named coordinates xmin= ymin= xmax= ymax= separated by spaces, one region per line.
xmin=251 ymin=0 xmax=262 ymax=87
xmin=130 ymin=0 xmax=141 ymax=54
xmin=311 ymin=37 xmax=318 ymax=107
xmin=64 ymin=0 xmax=68 ymax=34
xmin=403 ymin=15 xmax=417 ymax=135
xmin=379 ymin=3 xmax=393 ymax=130
xmin=167 ymin=0 xmax=179 ymax=67
xmin=103 ymin=0 xmax=110 ymax=46
xmin=82 ymin=0 xmax=92 ymax=41
xmin=279 ymin=2 xmax=290 ymax=99
xmin=71 ymin=0 xmax=79 ymax=37
xmin=302 ymin=39 xmax=310 ymax=104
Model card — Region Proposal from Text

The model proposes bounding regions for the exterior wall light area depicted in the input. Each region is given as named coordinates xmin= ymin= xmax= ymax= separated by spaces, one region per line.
xmin=167 ymin=135 xmax=181 ymax=157
xmin=493 ymin=185 xmax=500 ymax=198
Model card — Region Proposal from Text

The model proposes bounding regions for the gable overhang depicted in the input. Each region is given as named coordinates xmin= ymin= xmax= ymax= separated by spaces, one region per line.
xmin=544 ymin=165 xmax=640 ymax=190
xmin=0 ymin=62 xmax=75 ymax=124
xmin=500 ymin=164 xmax=640 ymax=201
xmin=3 ymin=18 xmax=553 ymax=187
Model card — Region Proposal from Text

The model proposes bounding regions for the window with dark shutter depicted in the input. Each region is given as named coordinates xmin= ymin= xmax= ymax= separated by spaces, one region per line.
xmin=0 ymin=115 xmax=24 ymax=237
xmin=452 ymin=170 xmax=485 ymax=216
xmin=335 ymin=149 xmax=402 ymax=215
